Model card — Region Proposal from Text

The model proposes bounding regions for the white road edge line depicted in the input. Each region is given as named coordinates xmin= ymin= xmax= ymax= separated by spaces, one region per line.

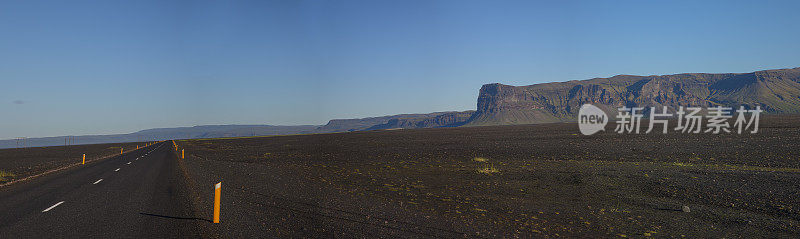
xmin=114 ymin=168 xmax=120 ymax=172
xmin=93 ymin=179 xmax=103 ymax=184
xmin=42 ymin=201 xmax=65 ymax=212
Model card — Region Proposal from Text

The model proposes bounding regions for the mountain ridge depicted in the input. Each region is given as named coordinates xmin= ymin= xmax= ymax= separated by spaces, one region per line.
xmin=4 ymin=67 xmax=799 ymax=148
xmin=466 ymin=67 xmax=800 ymax=126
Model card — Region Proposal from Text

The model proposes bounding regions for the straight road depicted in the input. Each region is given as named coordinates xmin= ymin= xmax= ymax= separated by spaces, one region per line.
xmin=0 ymin=142 xmax=205 ymax=238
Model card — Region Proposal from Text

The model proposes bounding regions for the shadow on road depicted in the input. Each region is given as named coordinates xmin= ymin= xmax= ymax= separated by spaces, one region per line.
xmin=139 ymin=212 xmax=213 ymax=223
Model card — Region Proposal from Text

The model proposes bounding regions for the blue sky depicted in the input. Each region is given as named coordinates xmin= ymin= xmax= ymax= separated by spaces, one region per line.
xmin=1 ymin=0 xmax=799 ymax=139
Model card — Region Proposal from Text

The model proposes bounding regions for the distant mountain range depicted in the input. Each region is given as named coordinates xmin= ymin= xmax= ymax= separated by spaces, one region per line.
xmin=0 ymin=125 xmax=319 ymax=149
xmin=0 ymin=112 xmax=475 ymax=149
xmin=317 ymin=111 xmax=474 ymax=132
xmin=3 ymin=67 xmax=798 ymax=148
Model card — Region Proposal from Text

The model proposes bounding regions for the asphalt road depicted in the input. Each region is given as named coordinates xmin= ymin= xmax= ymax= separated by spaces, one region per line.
xmin=0 ymin=142 xmax=205 ymax=238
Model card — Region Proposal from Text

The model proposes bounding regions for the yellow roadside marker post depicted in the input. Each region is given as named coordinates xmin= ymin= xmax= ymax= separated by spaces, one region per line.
xmin=214 ymin=182 xmax=221 ymax=223
xmin=82 ymin=154 xmax=86 ymax=165
xmin=181 ymin=149 xmax=184 ymax=159
xmin=120 ymin=148 xmax=123 ymax=155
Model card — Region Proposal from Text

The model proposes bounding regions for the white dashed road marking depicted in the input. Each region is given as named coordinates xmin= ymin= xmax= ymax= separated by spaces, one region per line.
xmin=42 ymin=201 xmax=64 ymax=212
xmin=114 ymin=168 xmax=120 ymax=172
xmin=93 ymin=179 xmax=103 ymax=184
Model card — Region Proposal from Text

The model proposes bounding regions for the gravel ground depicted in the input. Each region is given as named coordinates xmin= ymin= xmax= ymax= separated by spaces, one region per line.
xmin=174 ymin=115 xmax=800 ymax=237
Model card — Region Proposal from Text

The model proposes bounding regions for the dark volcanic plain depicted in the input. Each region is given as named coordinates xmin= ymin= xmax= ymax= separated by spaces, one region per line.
xmin=176 ymin=115 xmax=800 ymax=238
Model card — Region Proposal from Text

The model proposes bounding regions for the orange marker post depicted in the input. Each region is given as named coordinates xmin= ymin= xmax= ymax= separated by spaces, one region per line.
xmin=181 ymin=149 xmax=184 ymax=159
xmin=214 ymin=182 xmax=221 ymax=223
xmin=120 ymin=148 xmax=123 ymax=155
xmin=82 ymin=154 xmax=86 ymax=165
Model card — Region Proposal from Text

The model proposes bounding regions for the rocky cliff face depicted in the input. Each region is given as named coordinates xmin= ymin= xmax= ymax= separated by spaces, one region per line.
xmin=465 ymin=67 xmax=800 ymax=126
xmin=366 ymin=111 xmax=474 ymax=130
xmin=317 ymin=111 xmax=475 ymax=132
